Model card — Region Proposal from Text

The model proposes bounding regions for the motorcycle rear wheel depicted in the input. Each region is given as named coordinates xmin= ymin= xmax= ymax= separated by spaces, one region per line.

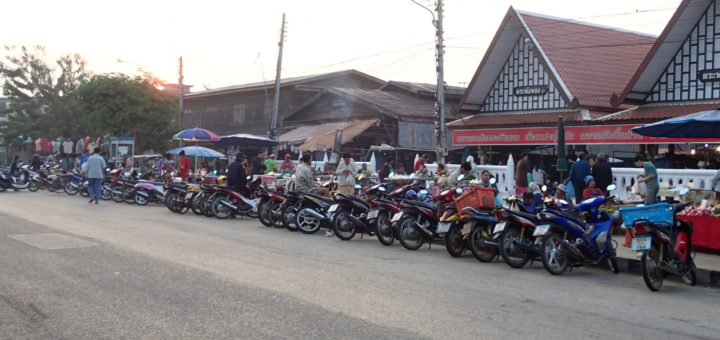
xmin=469 ymin=226 xmax=497 ymax=262
xmin=123 ymin=187 xmax=135 ymax=204
xmin=28 ymin=180 xmax=39 ymax=192
xmin=134 ymin=191 xmax=149 ymax=205
xmin=397 ymin=216 xmax=424 ymax=250
xmin=258 ymin=199 xmax=274 ymax=227
xmin=64 ymin=181 xmax=79 ymax=195
xmin=499 ymin=226 xmax=530 ymax=269
xmin=296 ymin=207 xmax=322 ymax=234
xmin=101 ymin=187 xmax=112 ymax=200
xmin=190 ymin=194 xmax=204 ymax=215
xmin=445 ymin=226 xmax=465 ymax=257
xmin=375 ymin=212 xmax=395 ymax=246
xmin=111 ymin=186 xmax=125 ymax=203
xmin=542 ymin=232 xmax=569 ymax=275
xmin=212 ymin=195 xmax=234 ymax=219
xmin=166 ymin=192 xmax=179 ymax=213
xmin=333 ymin=211 xmax=357 ymax=241
xmin=641 ymin=245 xmax=663 ymax=291
xmin=282 ymin=205 xmax=298 ymax=231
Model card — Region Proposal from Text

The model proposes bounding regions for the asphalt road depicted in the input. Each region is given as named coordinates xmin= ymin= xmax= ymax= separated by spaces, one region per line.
xmin=1 ymin=191 xmax=719 ymax=339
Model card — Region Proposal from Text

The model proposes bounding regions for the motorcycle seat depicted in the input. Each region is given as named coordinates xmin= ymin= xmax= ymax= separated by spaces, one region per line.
xmin=403 ymin=200 xmax=436 ymax=211
xmin=507 ymin=209 xmax=539 ymax=222
xmin=304 ymin=192 xmax=334 ymax=203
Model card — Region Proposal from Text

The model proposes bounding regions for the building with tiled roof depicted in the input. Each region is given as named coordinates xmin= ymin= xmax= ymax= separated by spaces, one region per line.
xmin=448 ymin=7 xmax=661 ymax=148
xmin=602 ymin=0 xmax=720 ymax=127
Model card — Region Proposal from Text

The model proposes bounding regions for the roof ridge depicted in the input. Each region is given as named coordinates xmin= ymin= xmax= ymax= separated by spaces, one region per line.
xmin=515 ymin=10 xmax=658 ymax=39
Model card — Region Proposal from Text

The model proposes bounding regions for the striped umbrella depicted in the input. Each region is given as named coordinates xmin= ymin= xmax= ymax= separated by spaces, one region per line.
xmin=173 ymin=128 xmax=221 ymax=142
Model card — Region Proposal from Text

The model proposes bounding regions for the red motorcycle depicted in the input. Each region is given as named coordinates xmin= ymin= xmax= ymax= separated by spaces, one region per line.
xmin=393 ymin=187 xmax=459 ymax=251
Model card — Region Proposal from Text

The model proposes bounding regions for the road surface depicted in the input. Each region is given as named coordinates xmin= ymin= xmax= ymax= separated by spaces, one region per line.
xmin=1 ymin=191 xmax=718 ymax=339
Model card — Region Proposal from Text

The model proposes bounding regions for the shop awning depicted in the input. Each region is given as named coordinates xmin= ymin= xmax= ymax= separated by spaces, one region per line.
xmin=452 ymin=124 xmax=720 ymax=146
xmin=289 ymin=119 xmax=379 ymax=151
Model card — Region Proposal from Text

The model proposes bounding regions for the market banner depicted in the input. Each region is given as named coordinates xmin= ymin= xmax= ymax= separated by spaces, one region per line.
xmin=452 ymin=124 xmax=720 ymax=145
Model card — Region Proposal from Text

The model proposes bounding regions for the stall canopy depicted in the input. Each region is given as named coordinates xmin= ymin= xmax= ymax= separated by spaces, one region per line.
xmin=279 ymin=119 xmax=379 ymax=150
xmin=216 ymin=133 xmax=278 ymax=147
xmin=166 ymin=146 xmax=225 ymax=158
xmin=632 ymin=109 xmax=720 ymax=138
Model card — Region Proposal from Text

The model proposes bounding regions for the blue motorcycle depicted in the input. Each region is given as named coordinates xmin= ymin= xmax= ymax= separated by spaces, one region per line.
xmin=534 ymin=185 xmax=620 ymax=275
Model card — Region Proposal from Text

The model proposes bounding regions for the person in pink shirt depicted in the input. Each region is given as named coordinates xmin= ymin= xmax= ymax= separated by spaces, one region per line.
xmin=582 ymin=175 xmax=604 ymax=200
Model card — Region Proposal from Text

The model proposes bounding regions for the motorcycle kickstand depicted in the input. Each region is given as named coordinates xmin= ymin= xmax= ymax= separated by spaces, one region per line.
xmin=360 ymin=232 xmax=364 ymax=240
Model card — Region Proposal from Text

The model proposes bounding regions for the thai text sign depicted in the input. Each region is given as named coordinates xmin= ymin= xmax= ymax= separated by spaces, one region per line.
xmin=452 ymin=124 xmax=720 ymax=145
xmin=698 ymin=69 xmax=720 ymax=82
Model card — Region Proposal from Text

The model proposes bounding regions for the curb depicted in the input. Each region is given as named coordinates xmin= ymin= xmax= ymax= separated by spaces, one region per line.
xmin=613 ymin=256 xmax=720 ymax=288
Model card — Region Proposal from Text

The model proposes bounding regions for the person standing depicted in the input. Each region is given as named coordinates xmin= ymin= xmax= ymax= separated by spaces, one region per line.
xmin=295 ymin=153 xmax=332 ymax=237
xmin=85 ymin=147 xmax=106 ymax=204
xmin=592 ymin=153 xmax=613 ymax=191
xmin=336 ymin=153 xmax=356 ymax=195
xmin=9 ymin=155 xmax=20 ymax=175
xmin=264 ymin=154 xmax=278 ymax=173
xmin=515 ymin=152 xmax=531 ymax=195
xmin=568 ymin=152 xmax=591 ymax=204
xmin=227 ymin=152 xmax=249 ymax=196
xmin=531 ymin=159 xmax=548 ymax=186
xmin=177 ymin=150 xmax=191 ymax=180
xmin=378 ymin=159 xmax=394 ymax=181
xmin=251 ymin=151 xmax=266 ymax=175
xmin=31 ymin=154 xmax=41 ymax=171
xmin=635 ymin=155 xmax=659 ymax=205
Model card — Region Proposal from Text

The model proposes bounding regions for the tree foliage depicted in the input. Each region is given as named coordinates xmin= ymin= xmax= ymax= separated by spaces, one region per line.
xmin=0 ymin=45 xmax=180 ymax=153
xmin=77 ymin=74 xmax=180 ymax=153
xmin=0 ymin=45 xmax=89 ymax=144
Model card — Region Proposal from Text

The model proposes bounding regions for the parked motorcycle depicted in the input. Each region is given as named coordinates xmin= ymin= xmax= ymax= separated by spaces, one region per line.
xmin=257 ymin=183 xmax=287 ymax=227
xmin=496 ymin=196 xmax=545 ymax=269
xmin=132 ymin=180 xmax=166 ymax=205
xmin=331 ymin=184 xmax=376 ymax=240
xmin=371 ymin=182 xmax=424 ymax=245
xmin=394 ymin=186 xmax=458 ymax=251
xmin=622 ymin=188 xmax=696 ymax=291
xmin=0 ymin=165 xmax=33 ymax=191
xmin=445 ymin=177 xmax=499 ymax=258
xmin=535 ymin=184 xmax=620 ymax=276
xmin=211 ymin=178 xmax=261 ymax=219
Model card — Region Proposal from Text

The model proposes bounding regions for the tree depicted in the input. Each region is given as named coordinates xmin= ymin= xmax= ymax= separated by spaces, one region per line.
xmin=77 ymin=73 xmax=180 ymax=153
xmin=0 ymin=45 xmax=89 ymax=145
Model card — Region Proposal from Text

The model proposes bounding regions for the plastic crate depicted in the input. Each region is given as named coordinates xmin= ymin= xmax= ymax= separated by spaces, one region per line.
xmin=619 ymin=203 xmax=673 ymax=227
xmin=455 ymin=187 xmax=496 ymax=211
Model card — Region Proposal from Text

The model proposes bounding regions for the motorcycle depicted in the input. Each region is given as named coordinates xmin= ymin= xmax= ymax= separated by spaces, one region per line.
xmin=622 ymin=188 xmax=697 ymax=291
xmin=0 ymin=165 xmax=32 ymax=191
xmin=132 ymin=180 xmax=166 ymax=205
xmin=535 ymin=184 xmax=620 ymax=276
xmin=63 ymin=172 xmax=84 ymax=195
xmin=496 ymin=196 xmax=545 ymax=269
xmin=444 ymin=177 xmax=499 ymax=258
xmin=257 ymin=183 xmax=288 ymax=228
xmin=211 ymin=178 xmax=261 ymax=219
xmin=394 ymin=186 xmax=458 ymax=251
xmin=331 ymin=184 xmax=377 ymax=240
xmin=371 ymin=181 xmax=424 ymax=245
xmin=294 ymin=190 xmax=335 ymax=234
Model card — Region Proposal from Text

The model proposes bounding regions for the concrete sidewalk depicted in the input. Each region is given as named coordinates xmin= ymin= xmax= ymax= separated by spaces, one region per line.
xmin=613 ymin=235 xmax=720 ymax=287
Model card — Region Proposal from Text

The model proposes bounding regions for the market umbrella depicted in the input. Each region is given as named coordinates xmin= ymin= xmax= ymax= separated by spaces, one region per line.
xmin=173 ymin=128 xmax=221 ymax=142
xmin=632 ymin=109 xmax=720 ymax=138
xmin=216 ymin=133 xmax=278 ymax=147
xmin=556 ymin=117 xmax=568 ymax=180
xmin=167 ymin=146 xmax=224 ymax=158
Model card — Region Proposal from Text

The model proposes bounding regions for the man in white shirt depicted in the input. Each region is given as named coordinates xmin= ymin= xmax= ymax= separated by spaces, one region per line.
xmin=335 ymin=153 xmax=356 ymax=195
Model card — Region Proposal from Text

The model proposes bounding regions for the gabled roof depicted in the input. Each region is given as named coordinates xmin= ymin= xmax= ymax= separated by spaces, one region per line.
xmin=185 ymin=69 xmax=385 ymax=98
xmin=447 ymin=108 xmax=607 ymax=128
xmin=598 ymin=100 xmax=720 ymax=123
xmin=287 ymin=86 xmax=460 ymax=122
xmin=380 ymin=81 xmax=466 ymax=99
xmin=458 ymin=7 xmax=656 ymax=112
xmin=612 ymin=0 xmax=715 ymax=105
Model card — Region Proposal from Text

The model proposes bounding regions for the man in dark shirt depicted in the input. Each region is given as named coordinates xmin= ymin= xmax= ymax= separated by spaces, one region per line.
xmin=251 ymin=151 xmax=266 ymax=175
xmin=227 ymin=152 xmax=249 ymax=195
xmin=568 ymin=152 xmax=591 ymax=204
xmin=592 ymin=153 xmax=613 ymax=192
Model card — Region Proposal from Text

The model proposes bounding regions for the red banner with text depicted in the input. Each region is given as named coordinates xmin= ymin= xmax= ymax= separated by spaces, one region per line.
xmin=452 ymin=124 xmax=720 ymax=145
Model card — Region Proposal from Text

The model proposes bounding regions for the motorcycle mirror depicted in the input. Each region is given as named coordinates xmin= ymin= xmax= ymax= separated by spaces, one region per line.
xmin=455 ymin=188 xmax=463 ymax=194
xmin=606 ymin=184 xmax=617 ymax=191
xmin=378 ymin=186 xmax=386 ymax=192
xmin=678 ymin=187 xmax=690 ymax=195
xmin=419 ymin=189 xmax=428 ymax=195
xmin=354 ymin=184 xmax=361 ymax=189
xmin=489 ymin=177 xmax=496 ymax=184
xmin=457 ymin=174 xmax=465 ymax=181
xmin=541 ymin=185 xmax=547 ymax=192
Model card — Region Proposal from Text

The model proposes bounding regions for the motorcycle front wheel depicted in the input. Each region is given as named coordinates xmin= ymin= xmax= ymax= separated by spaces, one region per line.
xmin=542 ymin=232 xmax=569 ymax=275
xmin=258 ymin=199 xmax=274 ymax=227
xmin=282 ymin=205 xmax=298 ymax=231
xmin=397 ymin=216 xmax=424 ymax=250
xmin=134 ymin=191 xmax=149 ymax=206
xmin=641 ymin=245 xmax=664 ymax=291
xmin=28 ymin=180 xmax=39 ymax=192
xmin=64 ymin=181 xmax=79 ymax=195
xmin=445 ymin=226 xmax=465 ymax=257
xmin=211 ymin=195 xmax=234 ymax=219
xmin=101 ymin=186 xmax=112 ymax=200
xmin=333 ymin=211 xmax=357 ymax=241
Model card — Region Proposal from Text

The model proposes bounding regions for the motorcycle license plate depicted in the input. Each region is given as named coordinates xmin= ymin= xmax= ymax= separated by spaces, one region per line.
xmin=185 ymin=192 xmax=193 ymax=199
xmin=532 ymin=224 xmax=551 ymax=237
xmin=631 ymin=236 xmax=652 ymax=251
xmin=367 ymin=210 xmax=379 ymax=219
xmin=391 ymin=212 xmax=403 ymax=222
xmin=493 ymin=221 xmax=506 ymax=234
xmin=328 ymin=204 xmax=338 ymax=213
xmin=436 ymin=222 xmax=452 ymax=234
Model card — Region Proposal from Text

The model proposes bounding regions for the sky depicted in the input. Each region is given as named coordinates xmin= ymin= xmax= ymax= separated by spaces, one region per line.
xmin=1 ymin=0 xmax=682 ymax=91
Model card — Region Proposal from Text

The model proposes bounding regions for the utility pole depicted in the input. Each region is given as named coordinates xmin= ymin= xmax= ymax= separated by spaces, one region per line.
xmin=269 ymin=13 xmax=286 ymax=141
xmin=435 ymin=0 xmax=447 ymax=164
xmin=178 ymin=56 xmax=184 ymax=127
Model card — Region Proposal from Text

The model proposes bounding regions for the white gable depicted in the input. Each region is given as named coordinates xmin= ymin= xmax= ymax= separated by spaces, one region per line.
xmin=647 ymin=1 xmax=720 ymax=102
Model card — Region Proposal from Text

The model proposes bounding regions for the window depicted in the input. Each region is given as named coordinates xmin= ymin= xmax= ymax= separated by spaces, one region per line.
xmin=184 ymin=108 xmax=192 ymax=114
xmin=206 ymin=106 xmax=217 ymax=112
xmin=233 ymin=104 xmax=246 ymax=124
